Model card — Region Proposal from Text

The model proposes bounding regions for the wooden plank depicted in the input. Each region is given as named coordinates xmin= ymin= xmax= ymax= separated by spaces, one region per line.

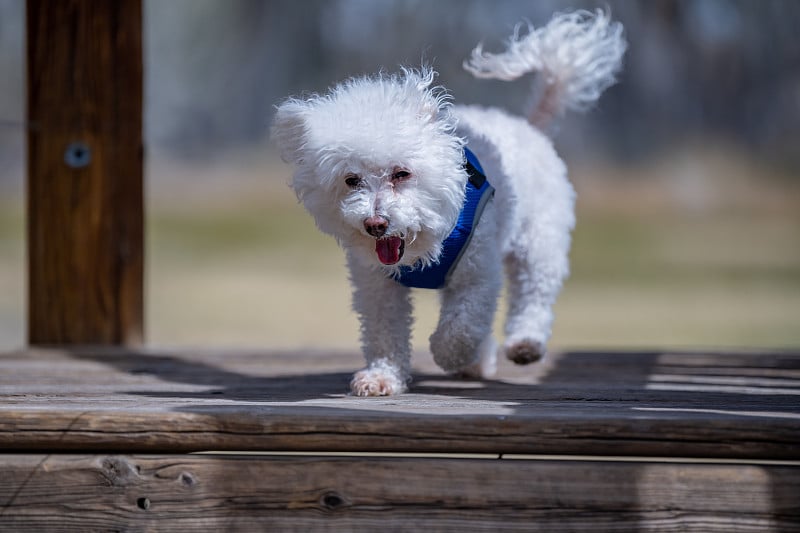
xmin=0 ymin=454 xmax=797 ymax=531
xmin=26 ymin=0 xmax=143 ymax=344
xmin=1 ymin=349 xmax=798 ymax=458
xmin=3 ymin=408 xmax=798 ymax=459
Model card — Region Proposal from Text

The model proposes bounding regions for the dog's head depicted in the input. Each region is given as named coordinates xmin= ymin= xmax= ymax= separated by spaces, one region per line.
xmin=272 ymin=68 xmax=466 ymax=271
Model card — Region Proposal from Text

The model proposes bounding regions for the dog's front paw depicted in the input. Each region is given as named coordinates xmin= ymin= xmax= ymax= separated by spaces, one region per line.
xmin=456 ymin=335 xmax=497 ymax=379
xmin=350 ymin=367 xmax=408 ymax=396
xmin=505 ymin=338 xmax=546 ymax=365
xmin=430 ymin=329 xmax=483 ymax=374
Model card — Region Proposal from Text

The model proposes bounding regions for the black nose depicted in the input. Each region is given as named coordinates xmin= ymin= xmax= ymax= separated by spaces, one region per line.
xmin=364 ymin=216 xmax=389 ymax=238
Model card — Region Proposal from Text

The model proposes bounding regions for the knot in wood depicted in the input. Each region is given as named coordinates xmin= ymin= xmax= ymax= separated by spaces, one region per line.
xmin=320 ymin=491 xmax=347 ymax=510
xmin=100 ymin=457 xmax=137 ymax=486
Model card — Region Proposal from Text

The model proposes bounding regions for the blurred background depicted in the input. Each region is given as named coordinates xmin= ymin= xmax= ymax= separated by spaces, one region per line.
xmin=1 ymin=0 xmax=799 ymax=354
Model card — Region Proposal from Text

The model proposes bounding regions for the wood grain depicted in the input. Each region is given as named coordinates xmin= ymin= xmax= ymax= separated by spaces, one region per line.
xmin=26 ymin=0 xmax=143 ymax=344
xmin=1 ymin=348 xmax=798 ymax=458
xmin=0 ymin=454 xmax=797 ymax=532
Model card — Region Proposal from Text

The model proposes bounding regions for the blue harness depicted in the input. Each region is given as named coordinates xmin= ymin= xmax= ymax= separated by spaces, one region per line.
xmin=391 ymin=147 xmax=494 ymax=289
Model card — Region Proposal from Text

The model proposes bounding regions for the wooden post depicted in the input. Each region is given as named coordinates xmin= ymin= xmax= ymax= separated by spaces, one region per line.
xmin=27 ymin=0 xmax=143 ymax=345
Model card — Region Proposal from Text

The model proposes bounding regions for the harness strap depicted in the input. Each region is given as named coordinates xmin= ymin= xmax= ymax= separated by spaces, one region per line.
xmin=392 ymin=147 xmax=494 ymax=289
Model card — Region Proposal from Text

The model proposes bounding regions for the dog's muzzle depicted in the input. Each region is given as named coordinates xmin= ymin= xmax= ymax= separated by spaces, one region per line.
xmin=364 ymin=215 xmax=389 ymax=238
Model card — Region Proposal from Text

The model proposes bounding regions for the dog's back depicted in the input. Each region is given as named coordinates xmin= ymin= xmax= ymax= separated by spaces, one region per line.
xmin=451 ymin=10 xmax=626 ymax=364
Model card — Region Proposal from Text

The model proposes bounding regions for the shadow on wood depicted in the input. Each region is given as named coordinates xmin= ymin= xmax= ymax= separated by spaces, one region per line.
xmin=1 ymin=348 xmax=798 ymax=458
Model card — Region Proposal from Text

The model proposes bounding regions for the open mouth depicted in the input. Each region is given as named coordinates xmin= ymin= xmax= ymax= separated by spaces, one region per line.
xmin=375 ymin=236 xmax=405 ymax=265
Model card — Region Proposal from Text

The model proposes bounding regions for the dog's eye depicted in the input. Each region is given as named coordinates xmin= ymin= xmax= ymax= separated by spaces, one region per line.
xmin=344 ymin=174 xmax=362 ymax=188
xmin=392 ymin=170 xmax=411 ymax=182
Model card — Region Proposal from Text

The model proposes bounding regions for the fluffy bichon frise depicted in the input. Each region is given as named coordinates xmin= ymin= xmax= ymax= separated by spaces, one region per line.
xmin=272 ymin=10 xmax=626 ymax=396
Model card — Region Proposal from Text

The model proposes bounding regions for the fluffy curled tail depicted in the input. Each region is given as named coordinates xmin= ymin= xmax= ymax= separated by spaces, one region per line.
xmin=463 ymin=9 xmax=626 ymax=128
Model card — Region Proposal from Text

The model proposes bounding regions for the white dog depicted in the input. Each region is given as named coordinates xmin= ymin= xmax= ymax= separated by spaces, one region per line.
xmin=272 ymin=10 xmax=626 ymax=396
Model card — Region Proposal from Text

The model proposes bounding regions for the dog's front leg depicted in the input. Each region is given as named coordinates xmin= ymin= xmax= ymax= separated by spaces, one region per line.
xmin=429 ymin=275 xmax=501 ymax=377
xmin=429 ymin=207 xmax=502 ymax=378
xmin=347 ymin=253 xmax=413 ymax=396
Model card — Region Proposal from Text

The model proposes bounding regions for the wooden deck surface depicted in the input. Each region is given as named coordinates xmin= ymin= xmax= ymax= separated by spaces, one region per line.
xmin=1 ymin=347 xmax=798 ymax=458
xmin=2 ymin=348 xmax=799 ymax=531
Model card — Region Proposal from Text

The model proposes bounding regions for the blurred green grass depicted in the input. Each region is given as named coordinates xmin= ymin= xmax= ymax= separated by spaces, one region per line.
xmin=143 ymin=194 xmax=800 ymax=351
xmin=563 ymin=211 xmax=800 ymax=348
xmin=0 ymin=202 xmax=24 ymax=346
xmin=1 ymin=149 xmax=799 ymax=352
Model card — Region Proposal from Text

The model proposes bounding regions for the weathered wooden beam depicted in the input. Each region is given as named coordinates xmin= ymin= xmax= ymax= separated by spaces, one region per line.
xmin=26 ymin=0 xmax=143 ymax=344
xmin=0 ymin=454 xmax=797 ymax=531
xmin=2 ymin=348 xmax=799 ymax=458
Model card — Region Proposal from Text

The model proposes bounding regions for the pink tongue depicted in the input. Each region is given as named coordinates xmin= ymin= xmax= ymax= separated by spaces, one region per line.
xmin=375 ymin=237 xmax=403 ymax=265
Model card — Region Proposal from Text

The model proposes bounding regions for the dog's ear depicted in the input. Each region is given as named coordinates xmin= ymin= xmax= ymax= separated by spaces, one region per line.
xmin=272 ymin=99 xmax=310 ymax=165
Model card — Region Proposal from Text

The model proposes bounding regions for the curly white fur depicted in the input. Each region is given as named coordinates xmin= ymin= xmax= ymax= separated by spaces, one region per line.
xmin=272 ymin=10 xmax=626 ymax=396
xmin=464 ymin=9 xmax=626 ymax=125
xmin=273 ymin=67 xmax=466 ymax=272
